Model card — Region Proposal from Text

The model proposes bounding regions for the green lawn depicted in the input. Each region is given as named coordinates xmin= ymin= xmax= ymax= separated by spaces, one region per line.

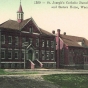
xmin=0 ymin=69 xmax=38 ymax=75
xmin=43 ymin=74 xmax=88 ymax=88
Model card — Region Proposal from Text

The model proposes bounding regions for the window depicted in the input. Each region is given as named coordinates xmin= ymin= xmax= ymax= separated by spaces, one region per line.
xmin=22 ymin=51 xmax=24 ymax=59
xmin=1 ymin=51 xmax=5 ymax=59
xmin=8 ymin=36 xmax=12 ymax=44
xmin=51 ymin=41 xmax=54 ymax=48
xmin=1 ymin=35 xmax=5 ymax=44
xmin=42 ymin=50 xmax=45 ymax=60
xmin=42 ymin=40 xmax=45 ymax=47
xmin=47 ymin=40 xmax=49 ymax=47
xmin=15 ymin=37 xmax=18 ymax=45
xmin=35 ymin=51 xmax=39 ymax=59
xmin=22 ymin=38 xmax=26 ymax=43
xmin=51 ymin=52 xmax=54 ymax=60
xmin=29 ymin=27 xmax=33 ymax=33
xmin=29 ymin=38 xmax=32 ymax=44
xmin=8 ymin=51 xmax=12 ymax=59
xmin=15 ymin=52 xmax=18 ymax=59
xmin=36 ymin=39 xmax=39 ymax=47
xmin=46 ymin=51 xmax=50 ymax=60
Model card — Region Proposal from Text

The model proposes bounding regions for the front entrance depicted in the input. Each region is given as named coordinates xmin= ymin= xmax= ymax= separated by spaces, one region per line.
xmin=28 ymin=50 xmax=33 ymax=61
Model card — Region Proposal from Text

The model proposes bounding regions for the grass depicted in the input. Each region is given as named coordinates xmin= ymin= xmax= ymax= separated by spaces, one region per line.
xmin=0 ymin=69 xmax=38 ymax=75
xmin=43 ymin=74 xmax=88 ymax=88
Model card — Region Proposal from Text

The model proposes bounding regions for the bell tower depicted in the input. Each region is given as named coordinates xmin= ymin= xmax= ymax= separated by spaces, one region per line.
xmin=17 ymin=0 xmax=24 ymax=23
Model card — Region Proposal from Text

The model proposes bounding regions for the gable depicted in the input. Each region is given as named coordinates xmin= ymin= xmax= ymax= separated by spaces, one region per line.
xmin=21 ymin=18 xmax=41 ymax=35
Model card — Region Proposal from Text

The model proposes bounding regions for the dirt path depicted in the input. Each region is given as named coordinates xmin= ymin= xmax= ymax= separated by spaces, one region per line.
xmin=0 ymin=75 xmax=60 ymax=88
xmin=0 ymin=69 xmax=88 ymax=88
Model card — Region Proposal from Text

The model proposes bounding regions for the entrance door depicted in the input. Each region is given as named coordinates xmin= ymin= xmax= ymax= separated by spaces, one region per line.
xmin=28 ymin=50 xmax=33 ymax=61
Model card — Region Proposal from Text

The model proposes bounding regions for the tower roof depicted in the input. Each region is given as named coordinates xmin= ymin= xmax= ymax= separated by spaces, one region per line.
xmin=17 ymin=1 xmax=23 ymax=13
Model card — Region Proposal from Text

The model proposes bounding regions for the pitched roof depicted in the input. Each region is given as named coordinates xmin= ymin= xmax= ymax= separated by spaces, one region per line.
xmin=0 ymin=18 xmax=30 ymax=30
xmin=0 ymin=18 xmax=54 ymax=36
xmin=39 ymin=28 xmax=55 ymax=36
xmin=17 ymin=4 xmax=23 ymax=13
xmin=60 ymin=34 xmax=88 ymax=47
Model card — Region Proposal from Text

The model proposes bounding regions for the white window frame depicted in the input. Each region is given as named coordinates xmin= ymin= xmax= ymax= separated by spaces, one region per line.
xmin=51 ymin=51 xmax=54 ymax=60
xmin=15 ymin=37 xmax=18 ymax=45
xmin=15 ymin=51 xmax=18 ymax=59
xmin=51 ymin=41 xmax=54 ymax=48
xmin=29 ymin=27 xmax=33 ymax=33
xmin=36 ymin=39 xmax=39 ymax=47
xmin=8 ymin=51 xmax=12 ymax=59
xmin=8 ymin=36 xmax=12 ymax=44
xmin=29 ymin=38 xmax=32 ymax=44
xmin=47 ymin=40 xmax=49 ymax=47
xmin=46 ymin=51 xmax=50 ymax=60
xmin=42 ymin=50 xmax=45 ymax=60
xmin=22 ymin=51 xmax=25 ymax=59
xmin=22 ymin=37 xmax=26 ymax=43
xmin=42 ymin=40 xmax=45 ymax=47
xmin=1 ymin=50 xmax=5 ymax=59
xmin=35 ymin=50 xmax=39 ymax=59
xmin=1 ymin=35 xmax=5 ymax=44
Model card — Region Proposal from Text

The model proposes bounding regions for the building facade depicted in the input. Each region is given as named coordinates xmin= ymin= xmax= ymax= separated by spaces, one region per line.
xmin=0 ymin=3 xmax=56 ymax=69
xmin=56 ymin=30 xmax=88 ymax=69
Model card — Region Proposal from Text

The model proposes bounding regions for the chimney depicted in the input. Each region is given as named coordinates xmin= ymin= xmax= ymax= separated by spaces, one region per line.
xmin=64 ymin=32 xmax=66 ymax=35
xmin=52 ymin=30 xmax=55 ymax=34
xmin=57 ymin=29 xmax=60 ymax=37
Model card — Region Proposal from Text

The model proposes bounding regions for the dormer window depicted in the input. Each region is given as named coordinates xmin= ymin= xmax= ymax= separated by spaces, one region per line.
xmin=29 ymin=27 xmax=33 ymax=33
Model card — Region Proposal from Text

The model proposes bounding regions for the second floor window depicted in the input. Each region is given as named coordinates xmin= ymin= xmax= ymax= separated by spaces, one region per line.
xmin=47 ymin=40 xmax=49 ymax=47
xmin=8 ymin=36 xmax=12 ymax=44
xmin=29 ymin=38 xmax=32 ymax=44
xmin=1 ymin=35 xmax=5 ymax=44
xmin=42 ymin=40 xmax=45 ymax=47
xmin=51 ymin=41 xmax=54 ymax=48
xmin=36 ymin=39 xmax=39 ymax=47
xmin=15 ymin=37 xmax=18 ymax=45
xmin=22 ymin=38 xmax=26 ymax=43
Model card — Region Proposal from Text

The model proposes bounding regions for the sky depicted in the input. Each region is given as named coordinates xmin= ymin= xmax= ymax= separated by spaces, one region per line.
xmin=0 ymin=0 xmax=88 ymax=38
